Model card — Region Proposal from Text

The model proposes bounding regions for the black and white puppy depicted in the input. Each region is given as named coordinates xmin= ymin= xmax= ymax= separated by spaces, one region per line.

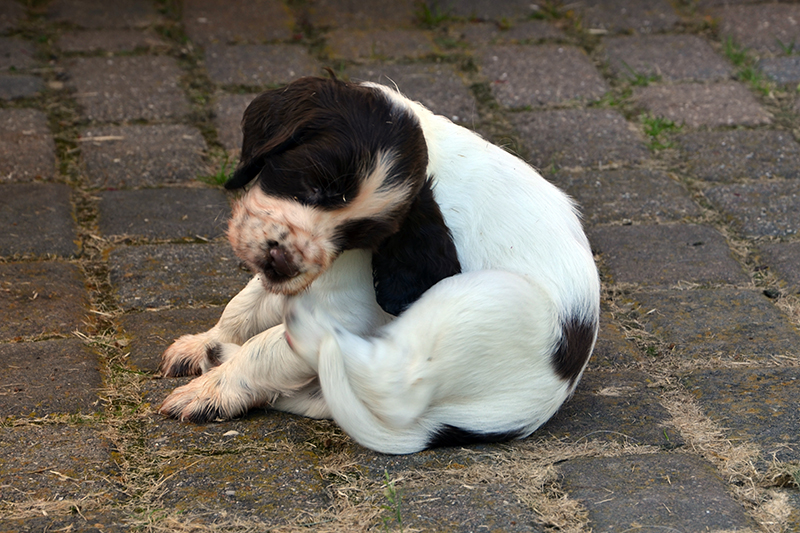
xmin=159 ymin=76 xmax=600 ymax=454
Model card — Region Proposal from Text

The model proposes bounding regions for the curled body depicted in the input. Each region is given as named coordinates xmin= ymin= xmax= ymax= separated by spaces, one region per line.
xmin=158 ymin=76 xmax=600 ymax=454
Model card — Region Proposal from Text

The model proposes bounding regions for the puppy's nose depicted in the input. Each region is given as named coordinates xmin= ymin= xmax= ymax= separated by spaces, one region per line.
xmin=267 ymin=243 xmax=299 ymax=278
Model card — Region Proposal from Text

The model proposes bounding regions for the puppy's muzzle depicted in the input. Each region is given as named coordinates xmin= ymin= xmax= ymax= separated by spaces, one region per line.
xmin=260 ymin=242 xmax=300 ymax=280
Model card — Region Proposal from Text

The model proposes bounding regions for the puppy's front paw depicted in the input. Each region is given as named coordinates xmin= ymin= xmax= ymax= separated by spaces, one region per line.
xmin=158 ymin=370 xmax=248 ymax=422
xmin=284 ymin=297 xmax=335 ymax=362
xmin=160 ymin=334 xmax=238 ymax=377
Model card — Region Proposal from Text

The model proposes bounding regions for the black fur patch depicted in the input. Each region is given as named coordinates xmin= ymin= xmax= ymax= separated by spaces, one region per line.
xmin=206 ymin=343 xmax=224 ymax=368
xmin=372 ymin=178 xmax=461 ymax=316
xmin=426 ymin=424 xmax=524 ymax=449
xmin=226 ymin=77 xmax=428 ymax=217
xmin=551 ymin=316 xmax=597 ymax=385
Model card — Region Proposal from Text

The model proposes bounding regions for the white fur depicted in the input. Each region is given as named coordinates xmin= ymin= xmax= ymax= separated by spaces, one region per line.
xmin=159 ymin=84 xmax=600 ymax=454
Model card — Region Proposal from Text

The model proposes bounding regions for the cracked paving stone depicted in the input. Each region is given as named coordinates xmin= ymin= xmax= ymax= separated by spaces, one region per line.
xmin=56 ymin=28 xmax=169 ymax=53
xmin=461 ymin=20 xmax=569 ymax=45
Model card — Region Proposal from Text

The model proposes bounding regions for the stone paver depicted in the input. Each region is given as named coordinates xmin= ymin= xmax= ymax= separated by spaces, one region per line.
xmin=481 ymin=45 xmax=608 ymax=108
xmin=0 ymin=0 xmax=24 ymax=34
xmin=0 ymin=108 xmax=56 ymax=182
xmin=0 ymin=183 xmax=77 ymax=257
xmin=0 ymin=36 xmax=37 ymax=71
xmin=0 ymin=424 xmax=116 ymax=501
xmin=589 ymin=224 xmax=749 ymax=286
xmin=183 ymin=0 xmax=295 ymax=45
xmin=56 ymin=28 xmax=169 ymax=53
xmin=98 ymin=188 xmax=230 ymax=240
xmin=604 ymin=34 xmax=733 ymax=82
xmin=678 ymin=129 xmax=800 ymax=182
xmin=560 ymin=454 xmax=758 ymax=531
xmin=635 ymin=82 xmax=772 ymax=128
xmin=400 ymin=484 xmax=543 ymax=532
xmin=717 ymin=3 xmax=800 ymax=55
xmin=705 ymin=180 xmax=800 ymax=238
xmin=684 ymin=368 xmax=800 ymax=462
xmin=120 ymin=307 xmax=221 ymax=372
xmin=0 ymin=261 xmax=89 ymax=341
xmin=108 ymin=243 xmax=251 ymax=310
xmin=47 ymin=0 xmax=163 ymax=29
xmin=204 ymin=44 xmax=321 ymax=87
xmin=348 ymin=63 xmax=477 ymax=124
xmin=552 ymin=169 xmax=701 ymax=225
xmin=758 ymin=241 xmax=800 ymax=294
xmin=0 ymin=73 xmax=43 ymax=99
xmin=512 ymin=108 xmax=650 ymax=170
xmin=759 ymin=56 xmax=800 ymax=84
xmin=0 ymin=339 xmax=103 ymax=417
xmin=575 ymin=0 xmax=681 ymax=34
xmin=158 ymin=452 xmax=327 ymax=522
xmin=543 ymin=371 xmax=681 ymax=448
xmin=303 ymin=0 xmax=418 ymax=29
xmin=461 ymin=20 xmax=568 ymax=45
xmin=626 ymin=289 xmax=800 ymax=361
xmin=80 ymin=124 xmax=208 ymax=189
xmin=67 ymin=56 xmax=189 ymax=122
xmin=213 ymin=92 xmax=257 ymax=152
xmin=433 ymin=0 xmax=541 ymax=22
xmin=326 ymin=28 xmax=437 ymax=61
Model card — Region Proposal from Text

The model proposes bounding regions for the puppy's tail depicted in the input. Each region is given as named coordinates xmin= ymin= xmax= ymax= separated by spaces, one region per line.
xmin=317 ymin=337 xmax=430 ymax=454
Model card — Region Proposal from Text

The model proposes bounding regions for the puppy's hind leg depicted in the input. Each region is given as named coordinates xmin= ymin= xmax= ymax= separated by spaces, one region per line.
xmin=287 ymin=270 xmax=588 ymax=454
xmin=160 ymin=274 xmax=285 ymax=377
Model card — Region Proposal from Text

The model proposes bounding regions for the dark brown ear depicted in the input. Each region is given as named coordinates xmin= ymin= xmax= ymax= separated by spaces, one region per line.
xmin=372 ymin=178 xmax=461 ymax=316
xmin=225 ymin=78 xmax=329 ymax=190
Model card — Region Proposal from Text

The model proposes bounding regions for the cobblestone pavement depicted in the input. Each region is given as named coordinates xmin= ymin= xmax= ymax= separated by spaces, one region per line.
xmin=1 ymin=0 xmax=799 ymax=531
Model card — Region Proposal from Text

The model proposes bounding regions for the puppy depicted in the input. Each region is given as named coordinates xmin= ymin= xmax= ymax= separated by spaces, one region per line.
xmin=158 ymin=76 xmax=600 ymax=454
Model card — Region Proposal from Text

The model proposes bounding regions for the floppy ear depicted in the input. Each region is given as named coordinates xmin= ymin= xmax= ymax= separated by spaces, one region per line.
xmin=225 ymin=78 xmax=327 ymax=190
xmin=372 ymin=178 xmax=461 ymax=316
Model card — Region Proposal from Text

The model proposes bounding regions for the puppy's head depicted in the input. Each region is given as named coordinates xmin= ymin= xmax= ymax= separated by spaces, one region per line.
xmin=226 ymin=76 xmax=430 ymax=295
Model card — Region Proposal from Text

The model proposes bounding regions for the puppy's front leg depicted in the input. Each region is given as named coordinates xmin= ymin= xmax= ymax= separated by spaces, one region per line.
xmin=159 ymin=322 xmax=321 ymax=422
xmin=160 ymin=274 xmax=285 ymax=377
